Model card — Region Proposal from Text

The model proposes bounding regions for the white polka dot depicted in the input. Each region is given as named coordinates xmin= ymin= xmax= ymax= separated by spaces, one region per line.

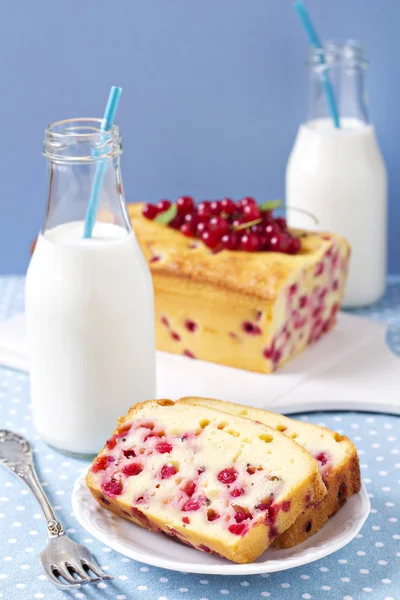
xmin=16 ymin=506 xmax=25 ymax=511
xmin=319 ymin=567 xmax=329 ymax=572
xmin=376 ymin=456 xmax=384 ymax=461
xmin=75 ymin=594 xmax=85 ymax=599
xmin=12 ymin=522 xmax=22 ymax=527
xmin=16 ymin=584 xmax=25 ymax=589
xmin=343 ymin=596 xmax=353 ymax=600
xmin=84 ymin=538 xmax=93 ymax=544
xmin=385 ymin=502 xmax=395 ymax=507
xmin=301 ymin=574 xmax=310 ymax=579
xmin=370 ymin=508 xmax=377 ymax=514
xmin=382 ymin=579 xmax=392 ymax=584
xmin=157 ymin=597 xmax=167 ymax=600
xmin=199 ymin=580 xmax=208 ymax=584
xmin=375 ymin=542 xmax=384 ymax=547
xmin=4 ymin=483 xmax=12 ymax=488
xmin=281 ymin=583 xmax=290 ymax=588
xmin=372 ymin=525 xmax=381 ymax=530
xmin=97 ymin=582 xmax=107 ymax=589
xmin=34 ymin=595 xmax=44 ymax=599
xmin=379 ymin=471 xmax=388 ymax=476
xmin=341 ymin=578 xmax=350 ymax=582
xmin=20 ymin=564 xmax=30 ymax=570
xmin=261 ymin=594 xmax=270 ymax=598
xmin=179 ymin=589 xmax=188 ymax=593
xmin=372 ymin=443 xmax=380 ymax=448
xmin=220 ymin=591 xmax=229 ymax=595
xmin=357 ymin=551 xmax=366 ymax=556
xmin=322 ymin=586 xmax=331 ymax=591
xmin=0 ymin=514 xmax=4 ymax=519
xmin=29 ymin=530 xmax=38 ymax=535
xmin=117 ymin=596 xmax=127 ymax=600
xmin=38 ymin=574 xmax=46 ymax=580
xmin=140 ymin=566 xmax=149 ymax=572
xmin=302 ymin=595 xmax=311 ymax=600
xmin=20 ymin=490 xmax=29 ymax=495
xmin=240 ymin=581 xmax=250 ymax=586
xmin=119 ymin=575 xmax=128 ymax=580
xmin=8 ymin=539 xmax=17 ymax=543
xmin=338 ymin=559 xmax=348 ymax=564
xmin=363 ymin=589 xmax=373 ymax=594
xmin=389 ymin=517 xmax=398 ymax=522
xmin=360 ymin=569 xmax=369 ymax=574
xmin=55 ymin=490 xmax=65 ymax=496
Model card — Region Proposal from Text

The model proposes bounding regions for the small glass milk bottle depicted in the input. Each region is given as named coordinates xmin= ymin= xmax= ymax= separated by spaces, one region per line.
xmin=286 ymin=41 xmax=387 ymax=307
xmin=25 ymin=119 xmax=156 ymax=457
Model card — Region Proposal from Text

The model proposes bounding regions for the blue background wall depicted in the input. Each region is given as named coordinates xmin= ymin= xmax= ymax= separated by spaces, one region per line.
xmin=0 ymin=0 xmax=398 ymax=274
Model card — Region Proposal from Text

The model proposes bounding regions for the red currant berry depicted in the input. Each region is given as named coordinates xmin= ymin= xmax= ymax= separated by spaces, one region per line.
xmin=240 ymin=232 xmax=260 ymax=252
xmin=243 ymin=204 xmax=261 ymax=220
xmin=275 ymin=217 xmax=287 ymax=231
xmin=210 ymin=200 xmax=222 ymax=215
xmin=180 ymin=223 xmax=196 ymax=237
xmin=184 ymin=212 xmax=199 ymax=227
xmin=157 ymin=199 xmax=172 ymax=212
xmin=220 ymin=198 xmax=236 ymax=216
xmin=201 ymin=230 xmax=221 ymax=250
xmin=220 ymin=232 xmax=239 ymax=250
xmin=196 ymin=221 xmax=208 ymax=236
xmin=176 ymin=196 xmax=194 ymax=215
xmin=250 ymin=224 xmax=264 ymax=235
xmin=238 ymin=196 xmax=256 ymax=209
xmin=209 ymin=216 xmax=230 ymax=237
xmin=287 ymin=236 xmax=301 ymax=254
xmin=264 ymin=222 xmax=281 ymax=239
xmin=268 ymin=233 xmax=290 ymax=253
xmin=169 ymin=215 xmax=184 ymax=229
xmin=142 ymin=204 xmax=159 ymax=220
xmin=197 ymin=201 xmax=213 ymax=221
xmin=261 ymin=210 xmax=273 ymax=223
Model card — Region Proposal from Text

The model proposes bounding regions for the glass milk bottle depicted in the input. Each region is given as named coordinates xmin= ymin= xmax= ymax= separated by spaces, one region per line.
xmin=25 ymin=119 xmax=156 ymax=457
xmin=286 ymin=41 xmax=387 ymax=307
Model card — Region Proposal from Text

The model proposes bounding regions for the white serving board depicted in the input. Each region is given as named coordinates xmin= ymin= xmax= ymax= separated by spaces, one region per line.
xmin=0 ymin=313 xmax=399 ymax=415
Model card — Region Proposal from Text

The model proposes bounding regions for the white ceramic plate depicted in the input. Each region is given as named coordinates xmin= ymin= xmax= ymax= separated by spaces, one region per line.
xmin=72 ymin=474 xmax=370 ymax=575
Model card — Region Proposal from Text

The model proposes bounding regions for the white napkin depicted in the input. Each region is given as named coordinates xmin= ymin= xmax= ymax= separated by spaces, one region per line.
xmin=0 ymin=313 xmax=399 ymax=415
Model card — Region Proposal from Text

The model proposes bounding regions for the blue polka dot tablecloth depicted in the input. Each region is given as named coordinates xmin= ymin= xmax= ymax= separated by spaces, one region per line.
xmin=0 ymin=276 xmax=399 ymax=600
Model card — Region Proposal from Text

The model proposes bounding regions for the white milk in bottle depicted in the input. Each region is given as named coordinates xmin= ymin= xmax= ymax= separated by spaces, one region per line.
xmin=26 ymin=119 xmax=155 ymax=457
xmin=286 ymin=41 xmax=387 ymax=307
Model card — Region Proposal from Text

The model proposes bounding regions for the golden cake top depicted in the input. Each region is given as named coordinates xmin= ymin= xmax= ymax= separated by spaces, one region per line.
xmin=128 ymin=203 xmax=349 ymax=301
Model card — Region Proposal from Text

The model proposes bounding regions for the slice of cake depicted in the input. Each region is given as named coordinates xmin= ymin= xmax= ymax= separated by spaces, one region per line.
xmin=128 ymin=198 xmax=349 ymax=373
xmin=86 ymin=399 xmax=326 ymax=563
xmin=179 ymin=397 xmax=361 ymax=548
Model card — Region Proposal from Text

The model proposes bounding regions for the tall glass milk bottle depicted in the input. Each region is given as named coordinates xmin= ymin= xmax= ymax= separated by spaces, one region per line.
xmin=26 ymin=119 xmax=156 ymax=457
xmin=286 ymin=41 xmax=387 ymax=307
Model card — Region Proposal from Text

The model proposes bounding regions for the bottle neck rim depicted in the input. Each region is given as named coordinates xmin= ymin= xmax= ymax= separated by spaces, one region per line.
xmin=307 ymin=39 xmax=368 ymax=69
xmin=43 ymin=118 xmax=122 ymax=162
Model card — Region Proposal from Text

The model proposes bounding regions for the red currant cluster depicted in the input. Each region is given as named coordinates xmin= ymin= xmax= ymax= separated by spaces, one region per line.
xmin=142 ymin=196 xmax=301 ymax=254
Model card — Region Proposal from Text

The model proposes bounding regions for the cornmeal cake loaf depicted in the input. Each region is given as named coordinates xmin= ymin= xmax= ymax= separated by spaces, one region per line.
xmin=128 ymin=201 xmax=349 ymax=373
xmin=180 ymin=397 xmax=361 ymax=548
xmin=86 ymin=399 xmax=326 ymax=563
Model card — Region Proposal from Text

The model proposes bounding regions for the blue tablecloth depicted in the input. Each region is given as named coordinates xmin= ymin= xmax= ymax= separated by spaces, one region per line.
xmin=0 ymin=276 xmax=399 ymax=600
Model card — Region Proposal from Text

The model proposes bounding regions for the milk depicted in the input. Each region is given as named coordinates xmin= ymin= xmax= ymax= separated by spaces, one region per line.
xmin=286 ymin=117 xmax=387 ymax=307
xmin=25 ymin=221 xmax=156 ymax=456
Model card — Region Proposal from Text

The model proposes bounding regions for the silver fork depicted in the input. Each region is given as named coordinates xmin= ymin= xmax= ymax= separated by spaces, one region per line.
xmin=0 ymin=430 xmax=113 ymax=590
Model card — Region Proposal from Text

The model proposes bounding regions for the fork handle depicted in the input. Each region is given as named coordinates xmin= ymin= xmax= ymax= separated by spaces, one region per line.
xmin=19 ymin=463 xmax=65 ymax=538
xmin=0 ymin=430 xmax=64 ymax=538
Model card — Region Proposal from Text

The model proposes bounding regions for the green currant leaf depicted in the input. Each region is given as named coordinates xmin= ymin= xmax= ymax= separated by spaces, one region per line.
xmin=155 ymin=204 xmax=177 ymax=224
xmin=259 ymin=199 xmax=283 ymax=212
